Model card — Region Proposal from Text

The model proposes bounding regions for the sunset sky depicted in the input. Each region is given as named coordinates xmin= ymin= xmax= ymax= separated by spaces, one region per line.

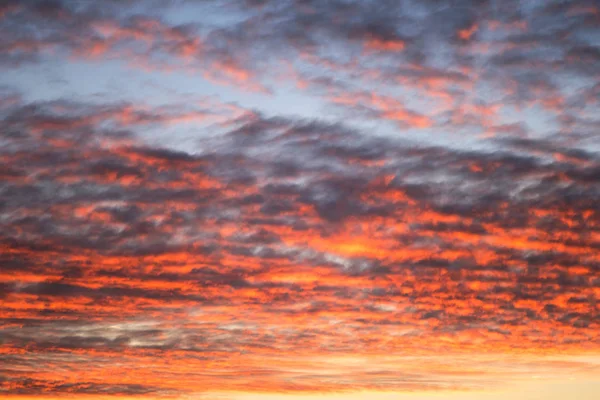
xmin=1 ymin=0 xmax=599 ymax=399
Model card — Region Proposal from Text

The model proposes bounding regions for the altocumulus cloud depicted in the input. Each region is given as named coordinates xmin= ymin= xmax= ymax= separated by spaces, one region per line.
xmin=0 ymin=0 xmax=599 ymax=398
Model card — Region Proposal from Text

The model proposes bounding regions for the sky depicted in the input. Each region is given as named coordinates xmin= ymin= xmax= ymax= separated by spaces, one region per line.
xmin=0 ymin=0 xmax=599 ymax=399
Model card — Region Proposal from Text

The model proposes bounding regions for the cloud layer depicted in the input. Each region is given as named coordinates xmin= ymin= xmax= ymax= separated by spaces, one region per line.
xmin=1 ymin=96 xmax=599 ymax=396
xmin=1 ymin=0 xmax=599 ymax=398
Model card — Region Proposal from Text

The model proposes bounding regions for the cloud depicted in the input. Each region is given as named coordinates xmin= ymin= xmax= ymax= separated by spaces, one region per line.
xmin=2 ymin=377 xmax=169 ymax=396
xmin=1 ymin=0 xmax=600 ymax=397
xmin=1 ymin=94 xmax=599 ymax=395
xmin=2 ymin=0 xmax=599 ymax=132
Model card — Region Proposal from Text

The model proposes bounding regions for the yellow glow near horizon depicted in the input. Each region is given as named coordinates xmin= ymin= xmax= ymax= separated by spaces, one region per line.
xmin=4 ymin=379 xmax=600 ymax=400
xmin=214 ymin=380 xmax=600 ymax=400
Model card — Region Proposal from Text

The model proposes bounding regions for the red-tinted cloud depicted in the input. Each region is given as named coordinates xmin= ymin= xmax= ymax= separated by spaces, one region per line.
xmin=1 ymin=98 xmax=599 ymax=397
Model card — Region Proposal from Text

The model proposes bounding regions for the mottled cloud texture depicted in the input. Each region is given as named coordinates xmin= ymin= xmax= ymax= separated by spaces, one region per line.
xmin=1 ymin=0 xmax=599 ymax=399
